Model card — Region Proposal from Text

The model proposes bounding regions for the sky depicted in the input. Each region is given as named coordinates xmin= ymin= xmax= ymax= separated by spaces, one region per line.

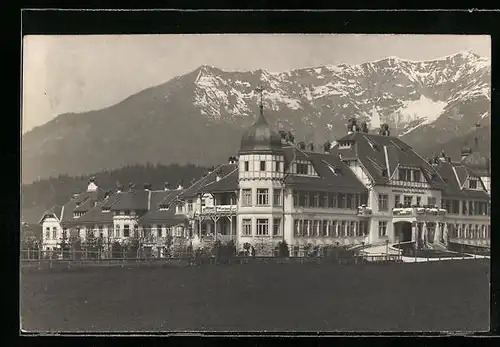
xmin=22 ymin=34 xmax=491 ymax=133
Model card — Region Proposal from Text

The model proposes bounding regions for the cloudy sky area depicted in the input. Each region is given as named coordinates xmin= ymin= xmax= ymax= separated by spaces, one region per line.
xmin=22 ymin=34 xmax=490 ymax=133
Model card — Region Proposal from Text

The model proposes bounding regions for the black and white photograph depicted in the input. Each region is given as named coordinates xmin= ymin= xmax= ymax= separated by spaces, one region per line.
xmin=20 ymin=32 xmax=491 ymax=333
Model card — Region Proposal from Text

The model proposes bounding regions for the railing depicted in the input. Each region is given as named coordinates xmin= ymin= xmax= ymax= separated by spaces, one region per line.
xmin=392 ymin=207 xmax=447 ymax=217
xmin=199 ymin=205 xmax=237 ymax=215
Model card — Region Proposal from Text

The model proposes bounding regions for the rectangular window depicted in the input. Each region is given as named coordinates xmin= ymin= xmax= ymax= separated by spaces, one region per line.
xmin=244 ymin=161 xmax=249 ymax=171
xmin=313 ymin=220 xmax=320 ymax=237
xmin=469 ymin=179 xmax=477 ymax=189
xmin=340 ymin=221 xmax=346 ymax=237
xmin=256 ymin=188 xmax=269 ymax=206
xmin=468 ymin=201 xmax=474 ymax=216
xmin=427 ymin=197 xmax=437 ymax=207
xmin=338 ymin=193 xmax=346 ymax=208
xmin=331 ymin=221 xmax=338 ymax=237
xmin=256 ymin=219 xmax=269 ymax=236
xmin=413 ymin=170 xmax=421 ymax=182
xmin=394 ymin=194 xmax=401 ymax=207
xmin=260 ymin=161 xmax=266 ymax=171
xmin=378 ymin=194 xmax=388 ymax=211
xmin=52 ymin=227 xmax=57 ymax=240
xmin=378 ymin=221 xmax=388 ymax=236
xmin=242 ymin=219 xmax=252 ymax=236
xmin=123 ymin=225 xmax=130 ymax=237
xmin=399 ymin=168 xmax=410 ymax=181
xmin=296 ymin=163 xmax=308 ymax=175
xmin=403 ymin=195 xmax=412 ymax=207
xmin=416 ymin=196 xmax=421 ymax=207
xmin=346 ymin=221 xmax=351 ymax=237
xmin=157 ymin=225 xmax=163 ymax=237
xmin=293 ymin=191 xmax=299 ymax=207
xmin=313 ymin=193 xmax=320 ymax=207
xmin=303 ymin=192 xmax=310 ymax=207
xmin=452 ymin=200 xmax=459 ymax=214
xmin=273 ymin=218 xmax=281 ymax=236
xmin=322 ymin=221 xmax=328 ymax=237
xmin=115 ymin=225 xmax=120 ymax=238
xmin=294 ymin=219 xmax=300 ymax=237
xmin=273 ymin=189 xmax=282 ymax=206
xmin=330 ymin=193 xmax=337 ymax=208
xmin=346 ymin=194 xmax=352 ymax=209
xmin=462 ymin=200 xmax=467 ymax=215
xmin=275 ymin=161 xmax=280 ymax=172
xmin=242 ymin=189 xmax=252 ymax=207
xmin=323 ymin=193 xmax=329 ymax=208
xmin=45 ymin=228 xmax=50 ymax=240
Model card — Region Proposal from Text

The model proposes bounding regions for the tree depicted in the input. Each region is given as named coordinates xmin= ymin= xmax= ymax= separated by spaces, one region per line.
xmin=276 ymin=240 xmax=290 ymax=257
xmin=243 ymin=242 xmax=251 ymax=256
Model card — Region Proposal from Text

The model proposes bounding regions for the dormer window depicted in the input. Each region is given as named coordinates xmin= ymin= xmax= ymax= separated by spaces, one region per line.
xmin=398 ymin=168 xmax=411 ymax=181
xmin=338 ymin=142 xmax=352 ymax=149
xmin=296 ymin=163 xmax=308 ymax=175
xmin=468 ymin=178 xmax=478 ymax=189
xmin=102 ymin=208 xmax=110 ymax=213
xmin=413 ymin=170 xmax=421 ymax=182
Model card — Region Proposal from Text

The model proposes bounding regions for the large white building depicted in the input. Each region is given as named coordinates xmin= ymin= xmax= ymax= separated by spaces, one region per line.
xmin=39 ymin=106 xmax=490 ymax=256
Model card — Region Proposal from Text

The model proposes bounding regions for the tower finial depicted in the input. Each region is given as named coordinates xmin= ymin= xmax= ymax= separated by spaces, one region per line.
xmin=255 ymin=86 xmax=264 ymax=116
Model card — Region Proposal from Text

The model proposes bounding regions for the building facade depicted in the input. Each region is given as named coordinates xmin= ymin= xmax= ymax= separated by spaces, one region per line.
xmin=39 ymin=112 xmax=490 ymax=256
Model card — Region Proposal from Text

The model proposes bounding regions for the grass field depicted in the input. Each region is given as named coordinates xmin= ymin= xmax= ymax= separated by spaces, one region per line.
xmin=20 ymin=259 xmax=490 ymax=332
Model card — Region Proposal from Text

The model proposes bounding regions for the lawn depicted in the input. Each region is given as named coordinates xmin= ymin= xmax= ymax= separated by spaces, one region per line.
xmin=20 ymin=259 xmax=490 ymax=332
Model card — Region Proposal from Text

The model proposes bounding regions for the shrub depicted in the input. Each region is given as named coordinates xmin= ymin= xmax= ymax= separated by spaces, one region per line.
xmin=276 ymin=240 xmax=290 ymax=257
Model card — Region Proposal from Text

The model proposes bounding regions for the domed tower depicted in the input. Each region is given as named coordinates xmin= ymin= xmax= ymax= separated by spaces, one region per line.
xmin=237 ymin=87 xmax=285 ymax=253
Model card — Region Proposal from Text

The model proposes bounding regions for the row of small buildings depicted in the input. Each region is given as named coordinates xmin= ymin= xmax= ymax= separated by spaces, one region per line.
xmin=39 ymin=106 xmax=491 ymax=256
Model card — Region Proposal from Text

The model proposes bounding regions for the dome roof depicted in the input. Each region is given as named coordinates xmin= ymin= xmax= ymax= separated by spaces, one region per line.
xmin=239 ymin=112 xmax=282 ymax=154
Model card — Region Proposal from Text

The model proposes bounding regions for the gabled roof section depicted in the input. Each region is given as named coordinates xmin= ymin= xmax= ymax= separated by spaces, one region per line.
xmin=67 ymin=193 xmax=119 ymax=226
xmin=335 ymin=132 xmax=447 ymax=189
xmin=139 ymin=190 xmax=187 ymax=226
xmin=60 ymin=188 xmax=107 ymax=224
xmin=39 ymin=205 xmax=63 ymax=224
xmin=197 ymin=168 xmax=238 ymax=194
xmin=282 ymin=148 xmax=367 ymax=193
xmin=435 ymin=161 xmax=489 ymax=199
xmin=180 ymin=163 xmax=237 ymax=198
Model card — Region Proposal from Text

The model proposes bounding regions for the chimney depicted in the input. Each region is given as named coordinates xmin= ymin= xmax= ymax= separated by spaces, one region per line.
xmin=461 ymin=147 xmax=472 ymax=160
xmin=129 ymin=182 xmax=135 ymax=191
xmin=216 ymin=173 xmax=221 ymax=182
xmin=164 ymin=182 xmax=170 ymax=191
xmin=72 ymin=192 xmax=79 ymax=199
xmin=104 ymin=190 xmax=112 ymax=199
xmin=439 ymin=150 xmax=447 ymax=162
xmin=379 ymin=123 xmax=390 ymax=136
xmin=447 ymin=156 xmax=451 ymax=163
xmin=177 ymin=180 xmax=184 ymax=190
xmin=144 ymin=183 xmax=152 ymax=191
xmin=117 ymin=185 xmax=123 ymax=193
xmin=323 ymin=141 xmax=331 ymax=154
xmin=87 ymin=176 xmax=98 ymax=192
xmin=308 ymin=143 xmax=315 ymax=152
xmin=298 ymin=142 xmax=306 ymax=150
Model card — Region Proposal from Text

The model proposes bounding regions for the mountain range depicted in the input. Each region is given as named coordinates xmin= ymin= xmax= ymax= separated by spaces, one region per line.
xmin=21 ymin=50 xmax=491 ymax=184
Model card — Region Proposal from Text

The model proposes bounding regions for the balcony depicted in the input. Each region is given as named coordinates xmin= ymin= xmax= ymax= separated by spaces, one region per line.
xmin=392 ymin=206 xmax=446 ymax=218
xmin=199 ymin=205 xmax=237 ymax=216
xmin=357 ymin=205 xmax=372 ymax=217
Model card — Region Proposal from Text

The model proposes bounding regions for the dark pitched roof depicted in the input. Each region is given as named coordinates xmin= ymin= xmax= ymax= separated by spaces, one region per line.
xmin=60 ymin=188 xmax=107 ymax=224
xmin=334 ymin=132 xmax=447 ymax=189
xmin=179 ymin=163 xmax=238 ymax=198
xmin=138 ymin=190 xmax=187 ymax=226
xmin=67 ymin=194 xmax=119 ymax=226
xmin=282 ymin=147 xmax=368 ymax=193
xmin=197 ymin=167 xmax=238 ymax=194
xmin=38 ymin=205 xmax=63 ymax=223
xmin=435 ymin=161 xmax=489 ymax=199
xmin=109 ymin=190 xmax=150 ymax=211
